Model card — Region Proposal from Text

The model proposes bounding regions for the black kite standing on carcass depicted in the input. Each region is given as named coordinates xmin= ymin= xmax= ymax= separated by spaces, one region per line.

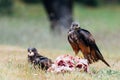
xmin=68 ymin=22 xmax=110 ymax=67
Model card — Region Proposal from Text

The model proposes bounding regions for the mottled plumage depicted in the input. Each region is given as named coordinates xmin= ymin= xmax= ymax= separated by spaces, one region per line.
xmin=68 ymin=22 xmax=110 ymax=67
xmin=28 ymin=48 xmax=53 ymax=70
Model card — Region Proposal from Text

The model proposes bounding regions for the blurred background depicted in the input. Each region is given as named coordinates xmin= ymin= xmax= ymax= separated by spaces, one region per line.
xmin=0 ymin=0 xmax=120 ymax=55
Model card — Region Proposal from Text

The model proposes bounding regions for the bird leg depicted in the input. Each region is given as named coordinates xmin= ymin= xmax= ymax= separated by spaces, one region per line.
xmin=78 ymin=52 xmax=84 ymax=59
xmin=75 ymin=51 xmax=84 ymax=59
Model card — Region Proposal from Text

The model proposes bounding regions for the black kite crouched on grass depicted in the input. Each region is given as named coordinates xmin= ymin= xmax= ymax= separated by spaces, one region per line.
xmin=27 ymin=48 xmax=53 ymax=70
xmin=68 ymin=22 xmax=110 ymax=67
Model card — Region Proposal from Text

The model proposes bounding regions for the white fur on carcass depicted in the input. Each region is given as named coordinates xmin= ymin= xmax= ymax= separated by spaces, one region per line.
xmin=47 ymin=54 xmax=89 ymax=73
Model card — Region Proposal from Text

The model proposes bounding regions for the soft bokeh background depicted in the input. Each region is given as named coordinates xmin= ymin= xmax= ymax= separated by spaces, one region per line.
xmin=0 ymin=0 xmax=120 ymax=52
xmin=0 ymin=0 xmax=120 ymax=80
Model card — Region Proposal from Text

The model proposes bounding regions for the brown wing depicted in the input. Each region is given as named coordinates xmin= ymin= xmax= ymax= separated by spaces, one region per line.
xmin=77 ymin=29 xmax=110 ymax=67
xmin=68 ymin=31 xmax=80 ymax=55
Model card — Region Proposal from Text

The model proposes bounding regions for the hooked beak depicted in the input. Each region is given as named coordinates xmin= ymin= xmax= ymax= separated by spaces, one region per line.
xmin=28 ymin=52 xmax=34 ymax=56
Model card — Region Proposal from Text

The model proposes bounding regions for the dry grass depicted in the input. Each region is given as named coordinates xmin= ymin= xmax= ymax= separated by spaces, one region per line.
xmin=0 ymin=2 xmax=120 ymax=80
xmin=0 ymin=45 xmax=120 ymax=80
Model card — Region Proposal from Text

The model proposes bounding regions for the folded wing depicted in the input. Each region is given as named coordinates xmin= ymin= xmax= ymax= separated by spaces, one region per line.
xmin=77 ymin=29 xmax=110 ymax=67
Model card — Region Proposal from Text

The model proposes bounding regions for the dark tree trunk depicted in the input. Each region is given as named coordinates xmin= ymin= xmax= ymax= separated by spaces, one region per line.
xmin=22 ymin=0 xmax=42 ymax=4
xmin=102 ymin=0 xmax=120 ymax=4
xmin=43 ymin=0 xmax=73 ymax=33
xmin=76 ymin=0 xmax=98 ymax=7
xmin=0 ymin=0 xmax=13 ymax=15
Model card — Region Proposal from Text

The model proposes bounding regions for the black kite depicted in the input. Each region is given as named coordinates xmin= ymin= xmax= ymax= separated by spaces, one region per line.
xmin=68 ymin=22 xmax=110 ymax=67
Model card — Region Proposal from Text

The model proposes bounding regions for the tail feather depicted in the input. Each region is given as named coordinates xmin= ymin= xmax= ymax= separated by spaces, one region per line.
xmin=95 ymin=50 xmax=110 ymax=67
xmin=101 ymin=59 xmax=110 ymax=67
xmin=97 ymin=53 xmax=110 ymax=67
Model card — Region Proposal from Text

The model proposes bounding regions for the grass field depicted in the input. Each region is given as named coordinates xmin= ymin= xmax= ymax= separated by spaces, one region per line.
xmin=0 ymin=1 xmax=120 ymax=80
xmin=0 ymin=46 xmax=120 ymax=80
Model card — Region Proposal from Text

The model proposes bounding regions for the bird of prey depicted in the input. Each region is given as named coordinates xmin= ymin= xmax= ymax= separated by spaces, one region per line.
xmin=68 ymin=22 xmax=110 ymax=67
xmin=27 ymin=48 xmax=53 ymax=70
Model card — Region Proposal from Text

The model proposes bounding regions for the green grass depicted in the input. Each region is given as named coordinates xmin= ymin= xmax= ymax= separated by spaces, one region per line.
xmin=0 ymin=2 xmax=120 ymax=80
xmin=74 ymin=5 xmax=120 ymax=55
xmin=0 ymin=3 xmax=120 ymax=52
xmin=0 ymin=46 xmax=120 ymax=80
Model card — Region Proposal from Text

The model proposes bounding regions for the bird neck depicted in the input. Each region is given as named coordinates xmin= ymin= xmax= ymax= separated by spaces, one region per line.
xmin=74 ymin=27 xmax=80 ymax=31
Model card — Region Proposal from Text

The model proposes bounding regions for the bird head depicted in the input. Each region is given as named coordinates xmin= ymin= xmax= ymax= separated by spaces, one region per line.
xmin=28 ymin=47 xmax=37 ymax=56
xmin=70 ymin=21 xmax=80 ymax=30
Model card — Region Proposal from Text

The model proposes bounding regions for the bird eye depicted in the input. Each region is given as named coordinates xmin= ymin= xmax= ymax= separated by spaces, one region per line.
xmin=69 ymin=29 xmax=71 ymax=31
xmin=73 ymin=24 xmax=78 ymax=27
xmin=72 ymin=24 xmax=75 ymax=26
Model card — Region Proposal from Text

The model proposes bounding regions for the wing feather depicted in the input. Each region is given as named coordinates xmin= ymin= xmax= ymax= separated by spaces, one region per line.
xmin=76 ymin=29 xmax=110 ymax=66
xmin=68 ymin=27 xmax=110 ymax=67
xmin=68 ymin=33 xmax=79 ymax=55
